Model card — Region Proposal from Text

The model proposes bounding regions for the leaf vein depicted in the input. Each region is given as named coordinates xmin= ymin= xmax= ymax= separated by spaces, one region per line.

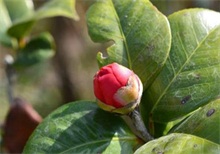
xmin=59 ymin=136 xmax=136 ymax=154
xmin=152 ymin=25 xmax=220 ymax=113
xmin=110 ymin=0 xmax=131 ymax=68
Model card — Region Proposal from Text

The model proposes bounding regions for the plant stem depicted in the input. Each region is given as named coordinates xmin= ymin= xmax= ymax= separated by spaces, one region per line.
xmin=128 ymin=107 xmax=154 ymax=142
xmin=4 ymin=55 xmax=15 ymax=104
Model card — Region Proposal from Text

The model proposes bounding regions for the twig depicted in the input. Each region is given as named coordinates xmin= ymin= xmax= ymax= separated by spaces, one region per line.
xmin=4 ymin=55 xmax=15 ymax=104
xmin=128 ymin=107 xmax=154 ymax=142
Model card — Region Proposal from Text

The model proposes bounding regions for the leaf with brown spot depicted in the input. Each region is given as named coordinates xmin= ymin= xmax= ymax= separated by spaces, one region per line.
xmin=170 ymin=98 xmax=220 ymax=144
xmin=142 ymin=9 xmax=220 ymax=123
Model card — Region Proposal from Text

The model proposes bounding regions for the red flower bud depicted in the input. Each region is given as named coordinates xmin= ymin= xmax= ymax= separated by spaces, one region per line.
xmin=93 ymin=63 xmax=143 ymax=114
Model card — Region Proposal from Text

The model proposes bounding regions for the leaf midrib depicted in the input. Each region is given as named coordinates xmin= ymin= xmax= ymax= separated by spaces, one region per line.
xmin=152 ymin=24 xmax=220 ymax=113
xmin=110 ymin=0 xmax=132 ymax=69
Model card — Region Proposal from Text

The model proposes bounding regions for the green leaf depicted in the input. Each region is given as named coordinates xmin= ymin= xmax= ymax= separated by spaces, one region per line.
xmin=0 ymin=0 xmax=11 ymax=29
xmin=0 ymin=0 xmax=16 ymax=47
xmin=170 ymin=98 xmax=220 ymax=144
xmin=34 ymin=0 xmax=78 ymax=20
xmin=134 ymin=133 xmax=220 ymax=154
xmin=86 ymin=0 xmax=171 ymax=89
xmin=143 ymin=9 xmax=220 ymax=123
xmin=23 ymin=101 xmax=142 ymax=154
xmin=13 ymin=32 xmax=55 ymax=68
xmin=3 ymin=0 xmax=34 ymax=22
xmin=7 ymin=0 xmax=79 ymax=39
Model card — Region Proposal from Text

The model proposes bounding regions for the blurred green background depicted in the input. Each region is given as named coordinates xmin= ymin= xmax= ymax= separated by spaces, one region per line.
xmin=0 ymin=0 xmax=219 ymax=124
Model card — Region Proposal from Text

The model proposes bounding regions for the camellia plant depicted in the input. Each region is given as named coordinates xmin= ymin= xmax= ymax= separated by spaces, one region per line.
xmin=16 ymin=0 xmax=220 ymax=153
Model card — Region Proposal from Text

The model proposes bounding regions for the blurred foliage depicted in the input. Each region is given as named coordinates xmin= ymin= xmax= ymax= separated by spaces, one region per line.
xmin=0 ymin=0 xmax=79 ymax=152
xmin=151 ymin=0 xmax=220 ymax=15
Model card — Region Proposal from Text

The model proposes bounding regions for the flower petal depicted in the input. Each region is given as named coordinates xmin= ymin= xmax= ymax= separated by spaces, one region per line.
xmin=111 ymin=63 xmax=133 ymax=86
xmin=99 ymin=73 xmax=122 ymax=107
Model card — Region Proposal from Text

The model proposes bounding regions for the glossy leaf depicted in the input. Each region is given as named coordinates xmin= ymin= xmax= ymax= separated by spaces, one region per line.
xmin=170 ymin=98 xmax=220 ymax=144
xmin=7 ymin=0 xmax=79 ymax=38
xmin=86 ymin=0 xmax=171 ymax=89
xmin=13 ymin=32 xmax=55 ymax=68
xmin=23 ymin=101 xmax=142 ymax=154
xmin=134 ymin=133 xmax=220 ymax=154
xmin=143 ymin=9 xmax=220 ymax=122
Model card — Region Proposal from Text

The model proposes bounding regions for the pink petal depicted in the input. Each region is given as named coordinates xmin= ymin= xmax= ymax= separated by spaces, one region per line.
xmin=111 ymin=63 xmax=133 ymax=86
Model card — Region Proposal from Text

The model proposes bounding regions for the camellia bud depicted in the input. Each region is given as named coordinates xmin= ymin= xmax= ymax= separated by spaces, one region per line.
xmin=93 ymin=62 xmax=143 ymax=114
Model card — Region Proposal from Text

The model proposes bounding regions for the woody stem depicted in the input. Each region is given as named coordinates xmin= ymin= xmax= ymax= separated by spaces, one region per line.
xmin=128 ymin=107 xmax=154 ymax=142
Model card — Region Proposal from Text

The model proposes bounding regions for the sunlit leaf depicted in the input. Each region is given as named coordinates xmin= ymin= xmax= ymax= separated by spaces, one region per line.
xmin=170 ymin=98 xmax=220 ymax=144
xmin=134 ymin=133 xmax=220 ymax=154
xmin=86 ymin=0 xmax=171 ymax=89
xmin=0 ymin=0 xmax=16 ymax=47
xmin=7 ymin=0 xmax=79 ymax=39
xmin=3 ymin=0 xmax=34 ymax=22
xmin=143 ymin=9 xmax=220 ymax=123
xmin=23 ymin=101 xmax=142 ymax=154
